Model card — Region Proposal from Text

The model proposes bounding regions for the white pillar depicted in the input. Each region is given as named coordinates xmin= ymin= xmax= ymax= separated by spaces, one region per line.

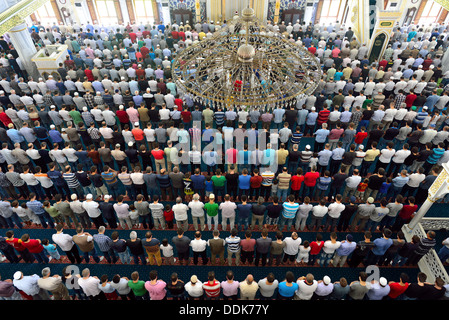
xmin=442 ymin=47 xmax=449 ymax=74
xmin=8 ymin=22 xmax=39 ymax=80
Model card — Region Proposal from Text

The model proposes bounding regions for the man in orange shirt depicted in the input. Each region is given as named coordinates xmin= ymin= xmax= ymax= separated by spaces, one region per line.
xmin=131 ymin=122 xmax=145 ymax=149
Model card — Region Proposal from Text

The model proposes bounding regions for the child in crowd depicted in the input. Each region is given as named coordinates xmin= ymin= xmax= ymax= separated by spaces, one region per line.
xmin=161 ymin=238 xmax=176 ymax=265
xmin=41 ymin=238 xmax=61 ymax=262
xmin=271 ymin=179 xmax=278 ymax=199
xmin=164 ymin=204 xmax=174 ymax=229
xmin=99 ymin=274 xmax=119 ymax=300
xmin=309 ymin=152 xmax=319 ymax=169
xmin=355 ymin=178 xmax=369 ymax=201
xmin=296 ymin=240 xmax=311 ymax=265
xmin=17 ymin=202 xmax=41 ymax=226
xmin=128 ymin=204 xmax=140 ymax=228
xmin=11 ymin=200 xmax=31 ymax=226
xmin=377 ymin=177 xmax=392 ymax=201
xmin=205 ymin=176 xmax=214 ymax=198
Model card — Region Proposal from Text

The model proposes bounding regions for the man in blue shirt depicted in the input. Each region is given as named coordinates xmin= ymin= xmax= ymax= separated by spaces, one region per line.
xmin=332 ymin=234 xmax=356 ymax=267
xmin=191 ymin=169 xmax=206 ymax=200
xmin=314 ymin=123 xmax=329 ymax=152
xmin=317 ymin=143 xmax=332 ymax=174
xmin=26 ymin=192 xmax=54 ymax=229
xmin=305 ymin=107 xmax=318 ymax=136
xmin=365 ymin=228 xmax=393 ymax=265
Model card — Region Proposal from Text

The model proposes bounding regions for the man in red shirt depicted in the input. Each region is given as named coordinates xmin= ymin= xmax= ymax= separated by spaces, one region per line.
xmin=84 ymin=68 xmax=94 ymax=82
xmin=392 ymin=196 xmax=417 ymax=232
xmin=308 ymin=233 xmax=324 ymax=266
xmin=135 ymin=65 xmax=145 ymax=81
xmin=405 ymin=90 xmax=417 ymax=109
xmin=226 ymin=147 xmax=237 ymax=171
xmin=202 ymin=271 xmax=220 ymax=300
xmin=116 ymin=105 xmax=130 ymax=127
xmin=181 ymin=106 xmax=192 ymax=130
xmin=302 ymin=166 xmax=320 ymax=199
xmin=140 ymin=44 xmax=149 ymax=58
xmin=290 ymin=168 xmax=305 ymax=200
xmin=151 ymin=143 xmax=166 ymax=173
xmin=250 ymin=169 xmax=263 ymax=201
xmin=388 ymin=273 xmax=410 ymax=299
xmin=5 ymin=230 xmax=34 ymax=263
xmin=19 ymin=234 xmax=49 ymax=263
xmin=129 ymin=31 xmax=137 ymax=43
xmin=240 ymin=230 xmax=256 ymax=265
xmin=354 ymin=127 xmax=368 ymax=146
xmin=308 ymin=44 xmax=316 ymax=55
xmin=317 ymin=106 xmax=330 ymax=126
xmin=174 ymin=94 xmax=183 ymax=109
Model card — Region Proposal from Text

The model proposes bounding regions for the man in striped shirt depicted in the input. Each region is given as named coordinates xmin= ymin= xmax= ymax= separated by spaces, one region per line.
xmin=63 ymin=165 xmax=84 ymax=199
xmin=101 ymin=165 xmax=119 ymax=200
xmin=277 ymin=167 xmax=291 ymax=202
xmin=279 ymin=194 xmax=300 ymax=232
xmin=406 ymin=231 xmax=436 ymax=266
xmin=260 ymin=169 xmax=275 ymax=201
xmin=225 ymin=228 xmax=241 ymax=266
xmin=214 ymin=107 xmax=225 ymax=128
xmin=202 ymin=271 xmax=220 ymax=300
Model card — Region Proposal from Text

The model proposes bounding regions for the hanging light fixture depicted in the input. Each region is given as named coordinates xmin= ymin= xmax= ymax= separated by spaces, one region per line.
xmin=172 ymin=7 xmax=321 ymax=109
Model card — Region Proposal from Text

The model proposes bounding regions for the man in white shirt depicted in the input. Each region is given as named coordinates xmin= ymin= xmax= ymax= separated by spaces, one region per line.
xmin=52 ymin=223 xmax=82 ymax=264
xmin=188 ymin=194 xmax=205 ymax=231
xmin=324 ymin=194 xmax=345 ymax=232
xmin=172 ymin=196 xmax=189 ymax=232
xmin=219 ymin=195 xmax=237 ymax=231
xmin=77 ymin=268 xmax=105 ymax=299
xmin=282 ymin=232 xmax=302 ymax=265
xmin=190 ymin=230 xmax=208 ymax=265
xmin=296 ymin=273 xmax=318 ymax=300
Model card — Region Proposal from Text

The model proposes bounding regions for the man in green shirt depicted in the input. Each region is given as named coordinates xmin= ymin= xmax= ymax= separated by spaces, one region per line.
xmin=128 ymin=271 xmax=149 ymax=300
xmin=202 ymin=105 xmax=214 ymax=128
xmin=69 ymin=106 xmax=83 ymax=126
xmin=205 ymin=193 xmax=219 ymax=231
xmin=211 ymin=169 xmax=226 ymax=200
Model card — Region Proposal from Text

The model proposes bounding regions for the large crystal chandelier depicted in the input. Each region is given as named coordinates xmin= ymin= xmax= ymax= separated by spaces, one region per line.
xmin=172 ymin=7 xmax=321 ymax=110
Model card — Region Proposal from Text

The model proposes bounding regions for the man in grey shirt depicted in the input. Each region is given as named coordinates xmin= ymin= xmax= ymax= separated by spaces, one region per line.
xmin=257 ymin=273 xmax=279 ymax=299
xmin=350 ymin=197 xmax=376 ymax=232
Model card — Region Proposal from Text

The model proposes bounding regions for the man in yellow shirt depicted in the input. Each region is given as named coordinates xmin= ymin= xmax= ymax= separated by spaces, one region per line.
xmin=360 ymin=141 xmax=380 ymax=176
xmin=276 ymin=143 xmax=289 ymax=173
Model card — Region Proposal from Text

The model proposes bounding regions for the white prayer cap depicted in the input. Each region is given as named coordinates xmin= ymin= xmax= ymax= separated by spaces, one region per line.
xmin=86 ymin=194 xmax=93 ymax=199
xmin=323 ymin=276 xmax=331 ymax=285
xmin=379 ymin=277 xmax=388 ymax=286
xmin=119 ymin=105 xmax=124 ymax=110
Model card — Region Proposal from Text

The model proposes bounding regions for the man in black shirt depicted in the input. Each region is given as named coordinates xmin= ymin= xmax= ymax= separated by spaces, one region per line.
xmin=172 ymin=228 xmax=191 ymax=265
xmin=99 ymin=194 xmax=118 ymax=228
xmin=341 ymin=144 xmax=356 ymax=174
xmin=363 ymin=168 xmax=386 ymax=201
xmin=126 ymin=232 xmax=147 ymax=265
xmin=285 ymin=106 xmax=297 ymax=129
xmin=403 ymin=272 xmax=429 ymax=300
xmin=225 ymin=166 xmax=239 ymax=200
xmin=337 ymin=196 xmax=358 ymax=232
xmin=348 ymin=230 xmax=375 ymax=267
xmin=420 ymin=277 xmax=446 ymax=300
xmin=287 ymin=144 xmax=301 ymax=174
xmin=328 ymin=168 xmax=347 ymax=201
xmin=366 ymin=124 xmax=383 ymax=150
